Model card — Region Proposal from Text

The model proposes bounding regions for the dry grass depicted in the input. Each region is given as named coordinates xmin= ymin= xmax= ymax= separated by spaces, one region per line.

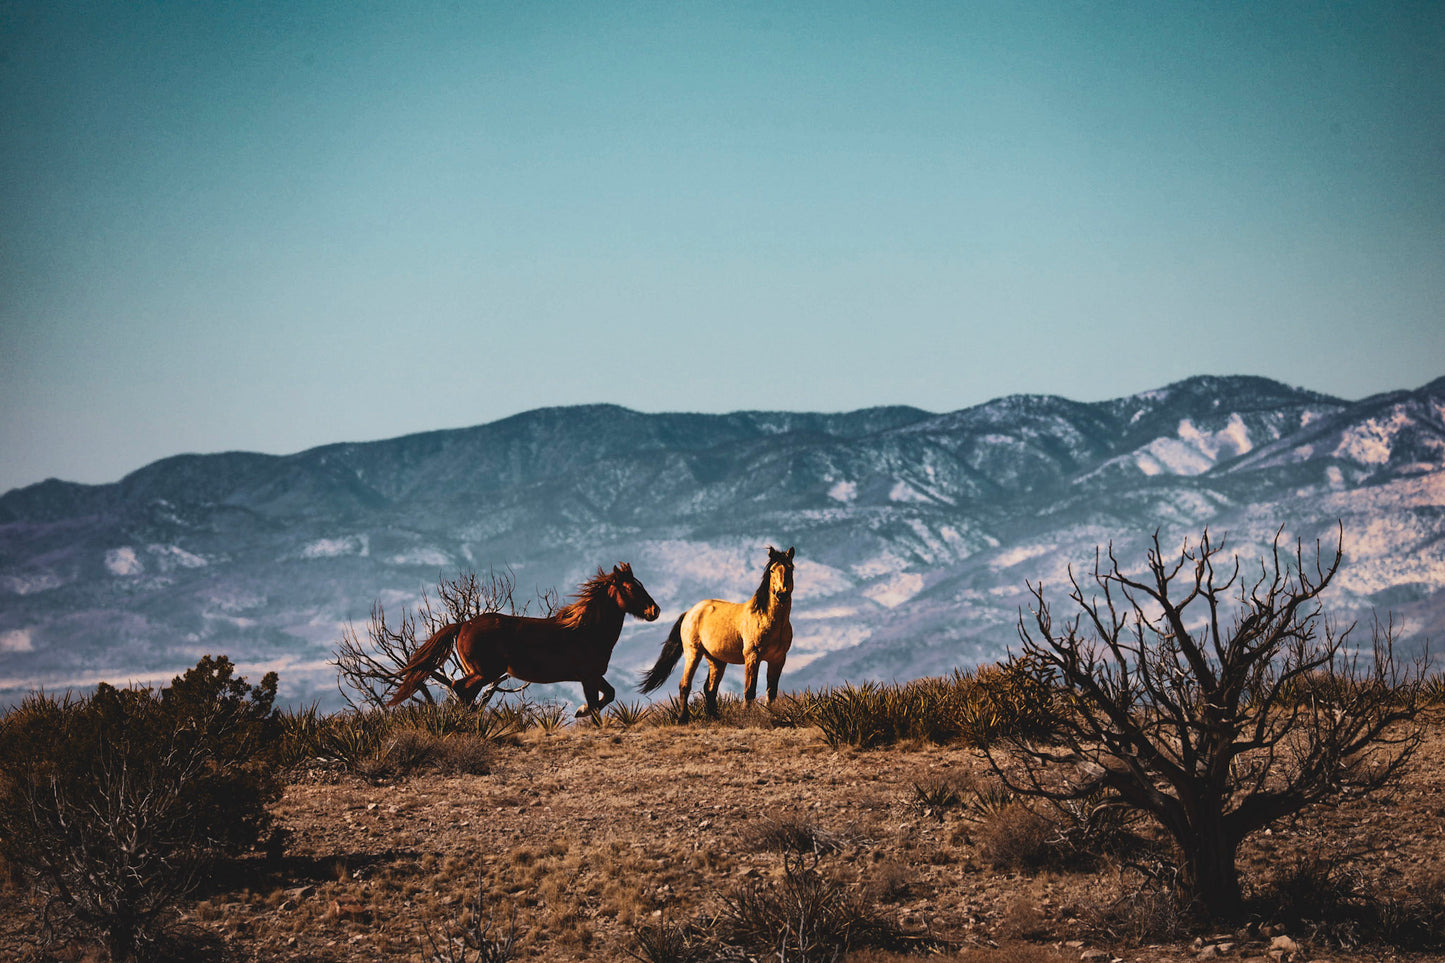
xmin=3 ymin=704 xmax=1444 ymax=962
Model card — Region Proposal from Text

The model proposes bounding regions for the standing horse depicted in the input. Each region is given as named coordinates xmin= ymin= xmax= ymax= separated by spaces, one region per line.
xmin=387 ymin=563 xmax=660 ymax=716
xmin=640 ymin=546 xmax=795 ymax=722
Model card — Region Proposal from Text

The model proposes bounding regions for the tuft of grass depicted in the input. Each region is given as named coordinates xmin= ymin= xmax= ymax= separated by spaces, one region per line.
xmin=748 ymin=816 xmax=844 ymax=856
xmin=978 ymin=803 xmax=1054 ymax=871
xmin=717 ymin=852 xmax=907 ymax=960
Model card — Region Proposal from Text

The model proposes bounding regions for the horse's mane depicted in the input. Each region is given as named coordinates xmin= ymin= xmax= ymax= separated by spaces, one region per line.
xmin=748 ymin=557 xmax=779 ymax=613
xmin=552 ymin=568 xmax=619 ymax=630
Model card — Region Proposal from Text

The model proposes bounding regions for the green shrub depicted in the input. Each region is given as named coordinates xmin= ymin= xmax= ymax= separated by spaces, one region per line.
xmin=0 ymin=655 xmax=284 ymax=961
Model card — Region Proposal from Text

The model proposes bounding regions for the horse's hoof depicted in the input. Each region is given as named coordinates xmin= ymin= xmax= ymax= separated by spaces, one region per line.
xmin=575 ymin=706 xmax=594 ymax=718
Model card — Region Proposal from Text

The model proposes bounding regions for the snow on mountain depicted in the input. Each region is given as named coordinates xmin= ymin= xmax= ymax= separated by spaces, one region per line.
xmin=1 ymin=375 xmax=1442 ymax=709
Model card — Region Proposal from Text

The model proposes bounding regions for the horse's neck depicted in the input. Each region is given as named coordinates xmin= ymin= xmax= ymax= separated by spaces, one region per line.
xmin=750 ymin=592 xmax=790 ymax=629
xmin=579 ymin=606 xmax=626 ymax=647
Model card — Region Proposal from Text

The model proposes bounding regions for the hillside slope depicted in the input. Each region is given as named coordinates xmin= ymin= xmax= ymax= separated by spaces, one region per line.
xmin=2 ymin=375 xmax=1441 ymax=707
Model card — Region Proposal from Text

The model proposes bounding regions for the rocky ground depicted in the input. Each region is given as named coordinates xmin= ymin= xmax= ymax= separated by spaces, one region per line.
xmin=3 ymin=708 xmax=1444 ymax=963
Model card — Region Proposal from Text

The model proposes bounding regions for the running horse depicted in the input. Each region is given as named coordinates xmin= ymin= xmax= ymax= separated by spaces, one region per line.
xmin=640 ymin=546 xmax=795 ymax=722
xmin=387 ymin=563 xmax=660 ymax=716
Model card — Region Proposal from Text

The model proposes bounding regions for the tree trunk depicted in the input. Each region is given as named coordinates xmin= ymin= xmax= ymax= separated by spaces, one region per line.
xmin=1182 ymin=828 xmax=1245 ymax=920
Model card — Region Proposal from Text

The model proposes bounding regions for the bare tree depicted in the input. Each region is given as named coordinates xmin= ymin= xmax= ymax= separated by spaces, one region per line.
xmin=988 ymin=525 xmax=1426 ymax=919
xmin=332 ymin=568 xmax=556 ymax=710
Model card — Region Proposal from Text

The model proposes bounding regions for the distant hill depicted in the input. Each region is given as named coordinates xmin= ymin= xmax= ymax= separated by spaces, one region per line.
xmin=3 ymin=374 xmax=1442 ymax=708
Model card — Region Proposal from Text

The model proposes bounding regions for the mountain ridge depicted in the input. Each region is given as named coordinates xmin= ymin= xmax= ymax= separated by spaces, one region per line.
xmin=2 ymin=374 xmax=1440 ymax=708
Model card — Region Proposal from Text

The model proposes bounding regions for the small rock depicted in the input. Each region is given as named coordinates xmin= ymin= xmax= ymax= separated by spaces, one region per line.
xmin=1269 ymin=936 xmax=1300 ymax=955
xmin=1081 ymin=950 xmax=1110 ymax=961
xmin=324 ymin=898 xmax=369 ymax=923
xmin=1197 ymin=946 xmax=1219 ymax=960
xmin=1066 ymin=941 xmax=1086 ymax=949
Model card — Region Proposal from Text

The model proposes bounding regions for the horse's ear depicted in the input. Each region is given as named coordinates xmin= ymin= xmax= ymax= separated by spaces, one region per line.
xmin=786 ymin=546 xmax=795 ymax=560
xmin=606 ymin=576 xmax=626 ymax=606
xmin=619 ymin=562 xmax=632 ymax=574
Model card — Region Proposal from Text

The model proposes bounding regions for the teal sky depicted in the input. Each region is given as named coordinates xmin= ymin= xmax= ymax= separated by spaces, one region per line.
xmin=2 ymin=1 xmax=1442 ymax=493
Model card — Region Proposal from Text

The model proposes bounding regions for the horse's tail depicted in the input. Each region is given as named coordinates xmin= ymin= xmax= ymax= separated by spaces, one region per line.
xmin=639 ymin=614 xmax=686 ymax=693
xmin=386 ymin=622 xmax=462 ymax=706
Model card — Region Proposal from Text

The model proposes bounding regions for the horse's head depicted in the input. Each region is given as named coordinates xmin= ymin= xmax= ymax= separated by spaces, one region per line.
xmin=766 ymin=546 xmax=795 ymax=600
xmin=607 ymin=562 xmax=661 ymax=621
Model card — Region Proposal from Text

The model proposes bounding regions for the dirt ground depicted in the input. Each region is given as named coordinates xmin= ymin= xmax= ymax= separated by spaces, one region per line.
xmin=4 ymin=711 xmax=1445 ymax=963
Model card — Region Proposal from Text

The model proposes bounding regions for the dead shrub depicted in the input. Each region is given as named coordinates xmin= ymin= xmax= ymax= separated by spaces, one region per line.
xmin=979 ymin=804 xmax=1054 ymax=871
xmin=435 ymin=735 xmax=494 ymax=776
xmin=717 ymin=852 xmax=905 ymax=960
xmin=418 ymin=871 xmax=522 ymax=963
xmin=1376 ymin=866 xmax=1445 ymax=950
xmin=1260 ymin=853 xmax=1445 ymax=951
xmin=1083 ymin=858 xmax=1196 ymax=946
xmin=627 ymin=916 xmax=716 ymax=963
xmin=747 ymin=816 xmax=844 ymax=856
xmin=864 ymin=860 xmax=912 ymax=904
xmin=999 ymin=894 xmax=1050 ymax=941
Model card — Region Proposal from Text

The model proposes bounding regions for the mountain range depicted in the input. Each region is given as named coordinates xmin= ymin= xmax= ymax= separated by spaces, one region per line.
xmin=3 ymin=374 xmax=1442 ymax=709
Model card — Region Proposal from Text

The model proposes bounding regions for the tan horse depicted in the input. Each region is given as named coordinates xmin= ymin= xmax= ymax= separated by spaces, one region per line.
xmin=387 ymin=563 xmax=660 ymax=716
xmin=640 ymin=546 xmax=795 ymax=722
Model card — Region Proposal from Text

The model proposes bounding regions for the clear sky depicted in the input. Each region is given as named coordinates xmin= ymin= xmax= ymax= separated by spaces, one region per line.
xmin=2 ymin=1 xmax=1442 ymax=494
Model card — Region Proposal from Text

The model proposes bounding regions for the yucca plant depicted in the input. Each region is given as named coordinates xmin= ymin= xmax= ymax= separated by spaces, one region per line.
xmin=767 ymin=689 xmax=822 ymax=728
xmin=322 ymin=711 xmax=391 ymax=771
xmin=277 ymin=702 xmax=327 ymax=767
xmin=911 ymin=775 xmax=966 ymax=815
xmin=812 ymin=683 xmax=900 ymax=748
xmin=1420 ymin=673 xmax=1445 ymax=707
xmin=966 ymin=785 xmax=1019 ymax=821
xmin=528 ymin=702 xmax=569 ymax=733
xmin=606 ymin=700 xmax=651 ymax=728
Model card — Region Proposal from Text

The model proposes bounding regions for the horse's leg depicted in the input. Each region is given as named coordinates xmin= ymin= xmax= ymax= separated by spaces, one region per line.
xmin=451 ymin=629 xmax=508 ymax=706
xmin=575 ymin=682 xmax=599 ymax=718
xmin=703 ymin=656 xmax=727 ymax=718
xmin=766 ymin=657 xmax=787 ymax=705
xmin=453 ymin=671 xmax=505 ymax=706
xmin=574 ymin=677 xmax=617 ymax=718
xmin=742 ymin=648 xmax=761 ymax=707
xmin=677 ymin=646 xmax=703 ymax=723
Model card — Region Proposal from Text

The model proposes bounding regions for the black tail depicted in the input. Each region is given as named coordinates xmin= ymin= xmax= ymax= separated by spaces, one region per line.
xmin=639 ymin=614 xmax=686 ymax=693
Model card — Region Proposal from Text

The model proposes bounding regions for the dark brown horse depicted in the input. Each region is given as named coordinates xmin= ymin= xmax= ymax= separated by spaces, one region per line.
xmin=387 ymin=563 xmax=660 ymax=716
